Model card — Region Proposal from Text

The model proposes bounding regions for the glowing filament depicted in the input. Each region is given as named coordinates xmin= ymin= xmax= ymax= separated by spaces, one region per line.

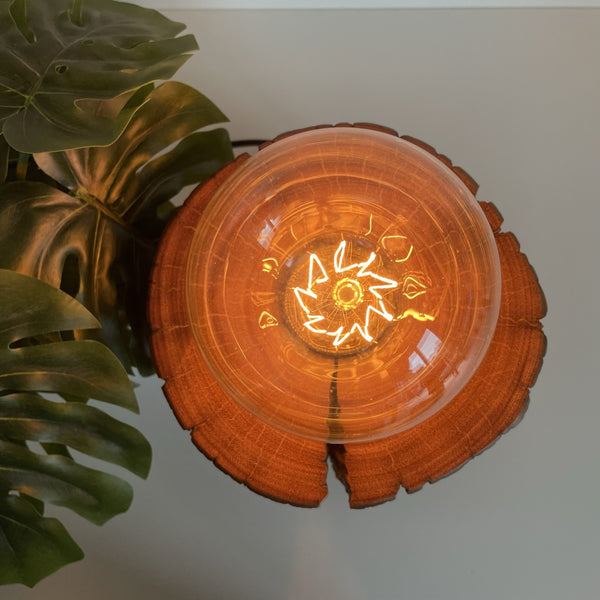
xmin=292 ymin=240 xmax=398 ymax=348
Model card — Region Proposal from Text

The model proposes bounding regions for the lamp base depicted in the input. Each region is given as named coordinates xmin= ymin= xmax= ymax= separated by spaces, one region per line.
xmin=148 ymin=124 xmax=546 ymax=507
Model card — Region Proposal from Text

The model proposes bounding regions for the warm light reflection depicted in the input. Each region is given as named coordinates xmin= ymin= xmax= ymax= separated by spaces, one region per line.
xmin=258 ymin=310 xmax=279 ymax=329
xmin=402 ymin=275 xmax=428 ymax=299
xmin=261 ymin=257 xmax=279 ymax=275
xmin=381 ymin=235 xmax=413 ymax=262
xmin=395 ymin=308 xmax=435 ymax=322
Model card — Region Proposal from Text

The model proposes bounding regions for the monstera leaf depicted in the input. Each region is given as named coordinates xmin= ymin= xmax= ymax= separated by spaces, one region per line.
xmin=0 ymin=81 xmax=233 ymax=373
xmin=0 ymin=0 xmax=197 ymax=152
xmin=0 ymin=269 xmax=151 ymax=587
xmin=0 ymin=494 xmax=83 ymax=588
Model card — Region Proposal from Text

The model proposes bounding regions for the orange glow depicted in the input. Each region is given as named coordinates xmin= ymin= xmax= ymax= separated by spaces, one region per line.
xmin=186 ymin=128 xmax=501 ymax=442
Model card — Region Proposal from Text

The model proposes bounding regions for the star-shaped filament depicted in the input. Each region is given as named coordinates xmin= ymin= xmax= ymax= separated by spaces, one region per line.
xmin=293 ymin=240 xmax=398 ymax=348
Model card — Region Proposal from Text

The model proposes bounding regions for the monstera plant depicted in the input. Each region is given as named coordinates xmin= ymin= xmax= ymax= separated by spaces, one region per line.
xmin=0 ymin=269 xmax=150 ymax=586
xmin=0 ymin=0 xmax=233 ymax=587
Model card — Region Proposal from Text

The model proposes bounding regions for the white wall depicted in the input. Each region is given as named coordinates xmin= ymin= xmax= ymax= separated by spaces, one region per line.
xmin=7 ymin=7 xmax=600 ymax=600
xmin=136 ymin=1 xmax=600 ymax=8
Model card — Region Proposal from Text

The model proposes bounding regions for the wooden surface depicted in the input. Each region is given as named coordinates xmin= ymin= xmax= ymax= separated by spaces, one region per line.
xmin=329 ymin=135 xmax=546 ymax=507
xmin=149 ymin=157 xmax=328 ymax=507
xmin=149 ymin=125 xmax=546 ymax=507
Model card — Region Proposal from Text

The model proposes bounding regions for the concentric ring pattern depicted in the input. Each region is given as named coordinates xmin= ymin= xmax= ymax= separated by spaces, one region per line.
xmin=185 ymin=127 xmax=501 ymax=442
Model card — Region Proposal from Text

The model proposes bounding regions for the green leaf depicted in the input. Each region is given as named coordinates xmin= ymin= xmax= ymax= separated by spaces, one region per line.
xmin=0 ymin=440 xmax=133 ymax=525
xmin=0 ymin=0 xmax=198 ymax=152
xmin=0 ymin=268 xmax=137 ymax=411
xmin=0 ymin=269 xmax=151 ymax=586
xmin=0 ymin=393 xmax=151 ymax=478
xmin=0 ymin=180 xmax=143 ymax=373
xmin=36 ymin=81 xmax=232 ymax=216
xmin=0 ymin=262 xmax=99 ymax=343
xmin=1 ymin=341 xmax=139 ymax=412
xmin=19 ymin=493 xmax=44 ymax=516
xmin=132 ymin=127 xmax=233 ymax=221
xmin=0 ymin=494 xmax=83 ymax=587
xmin=0 ymin=82 xmax=233 ymax=373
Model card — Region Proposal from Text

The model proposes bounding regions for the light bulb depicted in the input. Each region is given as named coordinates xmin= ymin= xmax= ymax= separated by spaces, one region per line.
xmin=185 ymin=127 xmax=501 ymax=443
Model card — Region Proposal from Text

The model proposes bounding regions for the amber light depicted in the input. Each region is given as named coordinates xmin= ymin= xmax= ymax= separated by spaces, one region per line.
xmin=184 ymin=127 xmax=501 ymax=443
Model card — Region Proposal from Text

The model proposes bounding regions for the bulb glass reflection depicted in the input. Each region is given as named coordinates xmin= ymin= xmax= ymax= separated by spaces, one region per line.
xmin=186 ymin=128 xmax=501 ymax=442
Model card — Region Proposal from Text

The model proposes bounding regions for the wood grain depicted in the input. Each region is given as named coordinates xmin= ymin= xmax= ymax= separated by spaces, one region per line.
xmin=149 ymin=157 xmax=328 ymax=507
xmin=329 ymin=144 xmax=546 ymax=508
xmin=149 ymin=125 xmax=545 ymax=507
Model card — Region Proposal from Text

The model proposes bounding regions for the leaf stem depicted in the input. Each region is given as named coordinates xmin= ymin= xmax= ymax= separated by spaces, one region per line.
xmin=75 ymin=190 xmax=155 ymax=250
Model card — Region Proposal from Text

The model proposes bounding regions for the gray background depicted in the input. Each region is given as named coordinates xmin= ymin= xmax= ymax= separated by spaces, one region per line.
xmin=6 ymin=8 xmax=600 ymax=600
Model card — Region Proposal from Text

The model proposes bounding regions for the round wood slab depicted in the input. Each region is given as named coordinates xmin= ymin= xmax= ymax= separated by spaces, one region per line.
xmin=148 ymin=124 xmax=546 ymax=507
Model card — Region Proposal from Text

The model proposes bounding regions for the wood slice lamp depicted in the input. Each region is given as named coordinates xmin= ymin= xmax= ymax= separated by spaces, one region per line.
xmin=148 ymin=124 xmax=546 ymax=508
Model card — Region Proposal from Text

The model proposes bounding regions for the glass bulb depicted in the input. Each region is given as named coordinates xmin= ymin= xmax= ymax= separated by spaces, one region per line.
xmin=186 ymin=128 xmax=501 ymax=443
